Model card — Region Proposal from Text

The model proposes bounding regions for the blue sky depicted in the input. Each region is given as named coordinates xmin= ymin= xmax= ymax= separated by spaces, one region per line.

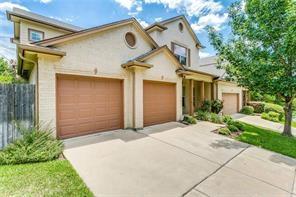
xmin=0 ymin=0 xmax=237 ymax=60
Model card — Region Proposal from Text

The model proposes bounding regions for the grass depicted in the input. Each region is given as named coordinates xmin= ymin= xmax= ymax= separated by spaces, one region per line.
xmin=0 ymin=160 xmax=93 ymax=197
xmin=236 ymin=123 xmax=296 ymax=159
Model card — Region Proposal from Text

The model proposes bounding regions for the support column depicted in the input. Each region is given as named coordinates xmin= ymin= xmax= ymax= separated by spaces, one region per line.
xmin=133 ymin=68 xmax=144 ymax=130
xmin=200 ymin=81 xmax=205 ymax=102
xmin=189 ymin=79 xmax=194 ymax=115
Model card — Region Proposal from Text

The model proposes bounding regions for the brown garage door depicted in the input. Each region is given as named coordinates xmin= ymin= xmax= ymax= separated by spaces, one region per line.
xmin=143 ymin=81 xmax=176 ymax=126
xmin=222 ymin=93 xmax=239 ymax=115
xmin=57 ymin=75 xmax=123 ymax=139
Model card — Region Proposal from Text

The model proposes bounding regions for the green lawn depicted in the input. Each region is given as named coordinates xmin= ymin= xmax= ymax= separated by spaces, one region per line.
xmin=236 ymin=123 xmax=296 ymax=159
xmin=0 ymin=160 xmax=93 ymax=197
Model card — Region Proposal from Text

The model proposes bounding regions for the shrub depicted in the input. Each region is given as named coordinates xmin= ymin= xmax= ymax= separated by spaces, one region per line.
xmin=228 ymin=125 xmax=239 ymax=132
xmin=195 ymin=110 xmax=211 ymax=121
xmin=201 ymin=100 xmax=212 ymax=112
xmin=209 ymin=113 xmax=223 ymax=124
xmin=247 ymin=101 xmax=265 ymax=113
xmin=218 ymin=127 xmax=231 ymax=135
xmin=264 ymin=103 xmax=284 ymax=119
xmin=231 ymin=121 xmax=245 ymax=131
xmin=183 ymin=115 xmax=197 ymax=124
xmin=240 ymin=106 xmax=254 ymax=115
xmin=261 ymin=112 xmax=280 ymax=122
xmin=0 ymin=125 xmax=63 ymax=165
xmin=222 ymin=115 xmax=233 ymax=124
xmin=211 ymin=99 xmax=223 ymax=114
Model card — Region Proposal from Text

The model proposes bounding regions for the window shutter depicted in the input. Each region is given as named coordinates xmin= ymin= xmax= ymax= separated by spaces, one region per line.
xmin=188 ymin=48 xmax=191 ymax=67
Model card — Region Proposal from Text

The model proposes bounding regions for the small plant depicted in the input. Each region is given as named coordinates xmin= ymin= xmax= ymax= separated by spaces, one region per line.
xmin=183 ymin=115 xmax=197 ymax=124
xmin=261 ymin=111 xmax=280 ymax=122
xmin=228 ymin=125 xmax=239 ymax=133
xmin=201 ymin=100 xmax=212 ymax=112
xmin=209 ymin=113 xmax=223 ymax=124
xmin=222 ymin=115 xmax=233 ymax=124
xmin=247 ymin=102 xmax=265 ymax=113
xmin=211 ymin=99 xmax=223 ymax=114
xmin=218 ymin=127 xmax=231 ymax=135
xmin=194 ymin=110 xmax=211 ymax=121
xmin=264 ymin=103 xmax=284 ymax=119
xmin=240 ymin=106 xmax=254 ymax=115
xmin=0 ymin=124 xmax=63 ymax=165
xmin=231 ymin=121 xmax=244 ymax=131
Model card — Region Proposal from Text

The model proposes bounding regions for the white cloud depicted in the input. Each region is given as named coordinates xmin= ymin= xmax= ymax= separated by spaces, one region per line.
xmin=143 ymin=0 xmax=223 ymax=17
xmin=115 ymin=0 xmax=138 ymax=10
xmin=191 ymin=13 xmax=228 ymax=33
xmin=137 ymin=18 xmax=149 ymax=27
xmin=0 ymin=2 xmax=29 ymax=12
xmin=154 ymin=17 xmax=162 ymax=22
xmin=0 ymin=35 xmax=15 ymax=60
xmin=199 ymin=51 xmax=211 ymax=58
xmin=40 ymin=0 xmax=52 ymax=3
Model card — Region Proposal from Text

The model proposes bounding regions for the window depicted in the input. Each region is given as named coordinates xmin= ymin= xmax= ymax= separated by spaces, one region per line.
xmin=28 ymin=29 xmax=44 ymax=42
xmin=125 ymin=32 xmax=136 ymax=48
xmin=178 ymin=22 xmax=184 ymax=32
xmin=172 ymin=43 xmax=190 ymax=66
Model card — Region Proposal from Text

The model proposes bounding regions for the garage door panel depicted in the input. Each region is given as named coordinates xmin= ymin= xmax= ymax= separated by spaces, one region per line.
xmin=143 ymin=81 xmax=176 ymax=126
xmin=57 ymin=75 xmax=123 ymax=139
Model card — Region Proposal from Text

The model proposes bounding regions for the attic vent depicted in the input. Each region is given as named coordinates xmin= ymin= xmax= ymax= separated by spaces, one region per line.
xmin=178 ymin=22 xmax=184 ymax=32
xmin=125 ymin=32 xmax=136 ymax=48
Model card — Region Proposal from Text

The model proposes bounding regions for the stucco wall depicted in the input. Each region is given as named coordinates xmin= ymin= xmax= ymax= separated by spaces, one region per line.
xmin=20 ymin=21 xmax=69 ymax=44
xmin=217 ymin=81 xmax=244 ymax=111
xmin=148 ymin=18 xmax=200 ymax=67
xmin=37 ymin=24 xmax=162 ymax=136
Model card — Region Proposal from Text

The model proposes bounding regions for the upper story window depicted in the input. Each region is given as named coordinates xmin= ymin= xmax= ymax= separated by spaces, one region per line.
xmin=28 ymin=29 xmax=44 ymax=42
xmin=172 ymin=42 xmax=190 ymax=66
xmin=178 ymin=22 xmax=184 ymax=32
xmin=125 ymin=32 xmax=137 ymax=48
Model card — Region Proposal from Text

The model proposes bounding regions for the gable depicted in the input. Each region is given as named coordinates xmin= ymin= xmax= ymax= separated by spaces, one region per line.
xmin=55 ymin=23 xmax=155 ymax=75
xmin=35 ymin=18 xmax=158 ymax=48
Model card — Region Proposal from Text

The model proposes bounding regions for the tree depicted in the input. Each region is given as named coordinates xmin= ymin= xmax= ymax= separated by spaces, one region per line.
xmin=0 ymin=57 xmax=23 ymax=84
xmin=208 ymin=0 xmax=296 ymax=136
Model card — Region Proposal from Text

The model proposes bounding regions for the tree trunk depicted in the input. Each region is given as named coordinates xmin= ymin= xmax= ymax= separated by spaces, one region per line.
xmin=282 ymin=98 xmax=293 ymax=137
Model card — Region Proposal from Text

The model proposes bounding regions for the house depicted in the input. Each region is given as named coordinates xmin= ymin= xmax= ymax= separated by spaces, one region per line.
xmin=7 ymin=8 xmax=247 ymax=139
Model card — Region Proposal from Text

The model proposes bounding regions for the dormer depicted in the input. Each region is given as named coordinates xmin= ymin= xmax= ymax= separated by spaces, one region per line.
xmin=145 ymin=15 xmax=203 ymax=68
xmin=6 ymin=8 xmax=83 ymax=44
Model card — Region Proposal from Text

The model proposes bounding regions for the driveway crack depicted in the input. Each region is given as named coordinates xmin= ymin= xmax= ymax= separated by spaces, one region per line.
xmin=181 ymin=145 xmax=250 ymax=196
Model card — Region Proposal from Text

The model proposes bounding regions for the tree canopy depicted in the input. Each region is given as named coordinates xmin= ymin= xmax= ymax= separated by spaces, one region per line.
xmin=208 ymin=0 xmax=296 ymax=136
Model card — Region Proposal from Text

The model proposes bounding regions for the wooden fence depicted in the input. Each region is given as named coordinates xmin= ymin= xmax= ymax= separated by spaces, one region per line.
xmin=0 ymin=84 xmax=35 ymax=149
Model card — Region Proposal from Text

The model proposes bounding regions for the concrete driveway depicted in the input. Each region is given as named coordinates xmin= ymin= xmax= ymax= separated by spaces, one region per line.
xmin=63 ymin=121 xmax=296 ymax=197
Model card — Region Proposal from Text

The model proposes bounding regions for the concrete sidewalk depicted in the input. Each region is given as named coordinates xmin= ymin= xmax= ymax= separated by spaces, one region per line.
xmin=232 ymin=113 xmax=296 ymax=136
xmin=64 ymin=121 xmax=296 ymax=197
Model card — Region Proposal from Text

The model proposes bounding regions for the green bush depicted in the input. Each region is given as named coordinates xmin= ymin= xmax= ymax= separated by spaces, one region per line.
xmin=194 ymin=110 xmax=211 ymax=121
xmin=240 ymin=106 xmax=254 ymax=115
xmin=218 ymin=127 xmax=231 ymax=135
xmin=222 ymin=115 xmax=233 ymax=124
xmin=209 ymin=113 xmax=223 ymax=124
xmin=211 ymin=99 xmax=223 ymax=114
xmin=183 ymin=115 xmax=197 ymax=124
xmin=248 ymin=102 xmax=265 ymax=113
xmin=0 ymin=125 xmax=63 ymax=165
xmin=264 ymin=103 xmax=284 ymax=120
xmin=228 ymin=125 xmax=239 ymax=132
xmin=201 ymin=100 xmax=212 ymax=112
xmin=231 ymin=121 xmax=245 ymax=131
xmin=261 ymin=112 xmax=280 ymax=122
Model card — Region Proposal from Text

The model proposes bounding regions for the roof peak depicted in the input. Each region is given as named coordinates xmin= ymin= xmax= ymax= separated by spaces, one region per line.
xmin=7 ymin=8 xmax=83 ymax=32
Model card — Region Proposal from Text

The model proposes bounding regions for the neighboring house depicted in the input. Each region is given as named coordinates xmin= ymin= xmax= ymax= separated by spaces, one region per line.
xmin=7 ymin=8 xmax=247 ymax=139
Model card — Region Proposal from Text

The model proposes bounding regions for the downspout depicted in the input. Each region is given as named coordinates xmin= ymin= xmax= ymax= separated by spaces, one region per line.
xmin=18 ymin=52 xmax=39 ymax=125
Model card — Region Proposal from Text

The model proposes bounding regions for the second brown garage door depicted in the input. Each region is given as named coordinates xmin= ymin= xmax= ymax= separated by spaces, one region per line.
xmin=57 ymin=75 xmax=123 ymax=139
xmin=222 ymin=93 xmax=239 ymax=115
xmin=143 ymin=81 xmax=176 ymax=126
